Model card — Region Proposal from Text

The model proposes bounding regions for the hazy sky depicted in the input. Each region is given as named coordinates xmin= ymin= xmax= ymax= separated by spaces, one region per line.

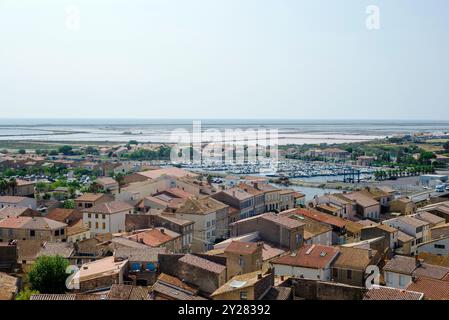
xmin=1 ymin=0 xmax=448 ymax=120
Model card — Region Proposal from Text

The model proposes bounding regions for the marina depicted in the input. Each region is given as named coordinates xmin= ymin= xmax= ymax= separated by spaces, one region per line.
xmin=181 ymin=159 xmax=376 ymax=182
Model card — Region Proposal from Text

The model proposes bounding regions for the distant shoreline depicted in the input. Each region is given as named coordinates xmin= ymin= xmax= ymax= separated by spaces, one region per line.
xmin=1 ymin=118 xmax=449 ymax=126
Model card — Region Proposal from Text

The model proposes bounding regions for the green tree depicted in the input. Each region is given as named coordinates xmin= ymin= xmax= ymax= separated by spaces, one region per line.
xmin=0 ymin=179 xmax=8 ymax=195
xmin=58 ymin=145 xmax=73 ymax=156
xmin=444 ymin=141 xmax=449 ymax=151
xmin=35 ymin=182 xmax=48 ymax=193
xmin=63 ymin=199 xmax=76 ymax=209
xmin=85 ymin=146 xmax=99 ymax=155
xmin=419 ymin=151 xmax=436 ymax=165
xmin=15 ymin=288 xmax=40 ymax=300
xmin=7 ymin=178 xmax=18 ymax=196
xmin=114 ymin=173 xmax=125 ymax=193
xmin=28 ymin=256 xmax=69 ymax=294
xmin=18 ymin=149 xmax=26 ymax=155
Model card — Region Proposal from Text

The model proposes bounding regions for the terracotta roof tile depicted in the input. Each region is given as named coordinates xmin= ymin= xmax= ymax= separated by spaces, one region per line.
xmin=85 ymin=201 xmax=134 ymax=215
xmin=179 ymin=254 xmax=226 ymax=274
xmin=224 ymin=241 xmax=260 ymax=255
xmin=261 ymin=213 xmax=304 ymax=229
xmin=271 ymin=244 xmax=339 ymax=269
xmin=363 ymin=285 xmax=423 ymax=300
xmin=334 ymin=247 xmax=377 ymax=270
xmin=384 ymin=255 xmax=449 ymax=279
xmin=127 ymin=228 xmax=180 ymax=247
xmin=407 ymin=277 xmax=449 ymax=300
xmin=75 ymin=193 xmax=106 ymax=202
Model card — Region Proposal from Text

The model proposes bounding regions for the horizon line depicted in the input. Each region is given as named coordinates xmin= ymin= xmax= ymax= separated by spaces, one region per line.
xmin=1 ymin=117 xmax=449 ymax=122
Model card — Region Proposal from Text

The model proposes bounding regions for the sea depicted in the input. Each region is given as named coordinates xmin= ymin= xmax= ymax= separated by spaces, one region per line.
xmin=0 ymin=119 xmax=448 ymax=145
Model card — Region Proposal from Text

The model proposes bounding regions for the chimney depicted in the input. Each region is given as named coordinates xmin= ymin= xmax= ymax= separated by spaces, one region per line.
xmin=160 ymin=228 xmax=165 ymax=234
xmin=232 ymin=191 xmax=236 ymax=197
xmin=368 ymin=248 xmax=373 ymax=259
xmin=257 ymin=273 xmax=262 ymax=280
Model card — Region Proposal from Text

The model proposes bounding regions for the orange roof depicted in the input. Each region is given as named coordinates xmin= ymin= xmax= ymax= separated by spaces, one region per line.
xmin=75 ymin=193 xmax=105 ymax=202
xmin=46 ymin=208 xmax=79 ymax=223
xmin=295 ymin=208 xmax=347 ymax=228
xmin=0 ymin=216 xmax=66 ymax=230
xmin=272 ymin=244 xmax=339 ymax=269
xmin=407 ymin=277 xmax=449 ymax=300
xmin=237 ymin=183 xmax=264 ymax=196
xmin=127 ymin=228 xmax=179 ymax=247
xmin=84 ymin=201 xmax=133 ymax=214
xmin=0 ymin=196 xmax=29 ymax=203
xmin=292 ymin=192 xmax=305 ymax=198
xmin=164 ymin=188 xmax=194 ymax=199
xmin=157 ymin=273 xmax=198 ymax=294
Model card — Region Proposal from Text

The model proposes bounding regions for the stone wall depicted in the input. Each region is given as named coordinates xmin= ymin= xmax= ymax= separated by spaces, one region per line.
xmin=282 ymin=278 xmax=366 ymax=300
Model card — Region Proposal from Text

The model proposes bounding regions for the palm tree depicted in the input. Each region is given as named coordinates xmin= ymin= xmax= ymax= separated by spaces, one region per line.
xmin=114 ymin=173 xmax=125 ymax=193
xmin=8 ymin=178 xmax=18 ymax=196
xmin=0 ymin=179 xmax=8 ymax=195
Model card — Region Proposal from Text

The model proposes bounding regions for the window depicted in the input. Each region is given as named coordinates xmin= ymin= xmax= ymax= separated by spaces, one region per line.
xmin=30 ymin=230 xmax=35 ymax=237
xmin=102 ymin=222 xmax=106 ymax=230
xmin=88 ymin=221 xmax=92 ymax=228
xmin=295 ymin=233 xmax=302 ymax=245
xmin=95 ymin=222 xmax=99 ymax=229
xmin=207 ymin=221 xmax=211 ymax=228
xmin=61 ymin=229 xmax=65 ymax=235
xmin=55 ymin=230 xmax=60 ymax=236
xmin=88 ymin=213 xmax=91 ymax=218
xmin=240 ymin=291 xmax=247 ymax=300
xmin=435 ymin=244 xmax=445 ymax=249
xmin=102 ymin=214 xmax=106 ymax=219
xmin=239 ymin=257 xmax=245 ymax=267
xmin=332 ymin=268 xmax=338 ymax=279
xmin=95 ymin=214 xmax=99 ymax=219
xmin=346 ymin=270 xmax=352 ymax=280
xmin=399 ymin=275 xmax=406 ymax=287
